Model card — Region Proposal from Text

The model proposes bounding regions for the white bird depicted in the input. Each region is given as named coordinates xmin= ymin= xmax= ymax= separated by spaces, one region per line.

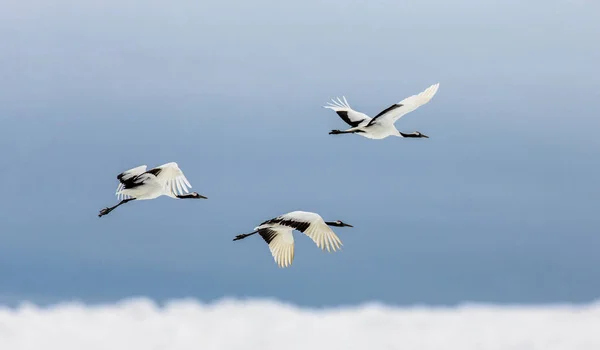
xmin=233 ymin=211 xmax=353 ymax=268
xmin=324 ymin=83 xmax=440 ymax=140
xmin=98 ymin=162 xmax=207 ymax=217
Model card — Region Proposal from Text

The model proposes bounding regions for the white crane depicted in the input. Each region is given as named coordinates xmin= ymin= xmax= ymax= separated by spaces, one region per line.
xmin=233 ymin=211 xmax=353 ymax=268
xmin=324 ymin=83 xmax=440 ymax=140
xmin=98 ymin=162 xmax=207 ymax=217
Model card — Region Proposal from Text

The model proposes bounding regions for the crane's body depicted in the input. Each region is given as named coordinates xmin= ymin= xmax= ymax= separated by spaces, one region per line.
xmin=325 ymin=83 xmax=440 ymax=140
xmin=233 ymin=211 xmax=353 ymax=268
xmin=98 ymin=162 xmax=206 ymax=217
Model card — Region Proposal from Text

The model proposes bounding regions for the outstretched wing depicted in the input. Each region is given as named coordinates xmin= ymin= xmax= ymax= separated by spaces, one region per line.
xmin=148 ymin=162 xmax=193 ymax=198
xmin=260 ymin=211 xmax=343 ymax=253
xmin=258 ymin=227 xmax=295 ymax=268
xmin=323 ymin=96 xmax=371 ymax=127
xmin=116 ymin=165 xmax=147 ymax=200
xmin=367 ymin=83 xmax=440 ymax=126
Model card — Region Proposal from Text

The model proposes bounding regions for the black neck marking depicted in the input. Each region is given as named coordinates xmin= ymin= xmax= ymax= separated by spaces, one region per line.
xmin=400 ymin=132 xmax=422 ymax=138
xmin=176 ymin=193 xmax=196 ymax=199
xmin=325 ymin=221 xmax=346 ymax=227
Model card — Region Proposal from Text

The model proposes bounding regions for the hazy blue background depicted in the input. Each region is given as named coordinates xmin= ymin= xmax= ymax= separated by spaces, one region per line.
xmin=0 ymin=0 xmax=599 ymax=307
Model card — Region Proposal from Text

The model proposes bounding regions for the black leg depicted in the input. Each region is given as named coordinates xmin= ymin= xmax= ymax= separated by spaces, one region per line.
xmin=233 ymin=231 xmax=258 ymax=241
xmin=98 ymin=198 xmax=135 ymax=218
xmin=176 ymin=193 xmax=208 ymax=199
xmin=329 ymin=129 xmax=355 ymax=135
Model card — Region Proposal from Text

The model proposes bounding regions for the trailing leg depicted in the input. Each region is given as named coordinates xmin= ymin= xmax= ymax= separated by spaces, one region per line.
xmin=233 ymin=231 xmax=258 ymax=241
xmin=98 ymin=198 xmax=135 ymax=218
xmin=329 ymin=129 xmax=358 ymax=135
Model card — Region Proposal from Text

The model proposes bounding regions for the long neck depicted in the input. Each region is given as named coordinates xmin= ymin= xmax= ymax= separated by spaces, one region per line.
xmin=400 ymin=131 xmax=420 ymax=138
xmin=176 ymin=193 xmax=196 ymax=199
xmin=325 ymin=221 xmax=338 ymax=227
xmin=390 ymin=128 xmax=402 ymax=137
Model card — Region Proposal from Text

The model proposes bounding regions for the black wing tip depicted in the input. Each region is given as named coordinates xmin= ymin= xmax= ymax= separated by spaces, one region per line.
xmin=372 ymin=103 xmax=403 ymax=119
xmin=262 ymin=218 xmax=310 ymax=233
xmin=259 ymin=228 xmax=278 ymax=244
xmin=146 ymin=168 xmax=162 ymax=176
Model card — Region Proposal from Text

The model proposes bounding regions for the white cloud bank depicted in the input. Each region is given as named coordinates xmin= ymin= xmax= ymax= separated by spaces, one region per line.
xmin=0 ymin=298 xmax=599 ymax=350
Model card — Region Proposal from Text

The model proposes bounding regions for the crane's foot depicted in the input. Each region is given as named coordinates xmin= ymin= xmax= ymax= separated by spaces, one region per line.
xmin=98 ymin=208 xmax=112 ymax=217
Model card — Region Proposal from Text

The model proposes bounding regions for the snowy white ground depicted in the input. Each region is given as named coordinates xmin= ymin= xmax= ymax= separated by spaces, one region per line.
xmin=0 ymin=298 xmax=599 ymax=350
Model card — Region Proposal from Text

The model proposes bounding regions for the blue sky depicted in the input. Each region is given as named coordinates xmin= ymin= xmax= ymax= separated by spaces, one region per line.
xmin=0 ymin=0 xmax=599 ymax=307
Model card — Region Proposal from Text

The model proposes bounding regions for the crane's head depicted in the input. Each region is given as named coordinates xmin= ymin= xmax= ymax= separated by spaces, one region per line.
xmin=191 ymin=192 xmax=208 ymax=199
xmin=399 ymin=131 xmax=429 ymax=138
xmin=327 ymin=220 xmax=353 ymax=227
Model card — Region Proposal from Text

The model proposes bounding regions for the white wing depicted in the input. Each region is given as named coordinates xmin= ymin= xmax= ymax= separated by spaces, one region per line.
xmin=151 ymin=162 xmax=193 ymax=198
xmin=369 ymin=83 xmax=440 ymax=125
xmin=268 ymin=211 xmax=343 ymax=253
xmin=258 ymin=227 xmax=295 ymax=268
xmin=115 ymin=165 xmax=147 ymax=200
xmin=323 ymin=96 xmax=371 ymax=127
xmin=302 ymin=219 xmax=343 ymax=253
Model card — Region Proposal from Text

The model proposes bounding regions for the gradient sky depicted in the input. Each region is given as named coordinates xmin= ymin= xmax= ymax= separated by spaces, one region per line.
xmin=0 ymin=0 xmax=599 ymax=307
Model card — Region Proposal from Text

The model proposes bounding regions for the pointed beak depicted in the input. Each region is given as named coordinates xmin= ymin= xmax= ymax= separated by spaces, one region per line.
xmin=344 ymin=223 xmax=354 ymax=227
xmin=421 ymin=134 xmax=429 ymax=138
xmin=198 ymin=194 xmax=208 ymax=199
